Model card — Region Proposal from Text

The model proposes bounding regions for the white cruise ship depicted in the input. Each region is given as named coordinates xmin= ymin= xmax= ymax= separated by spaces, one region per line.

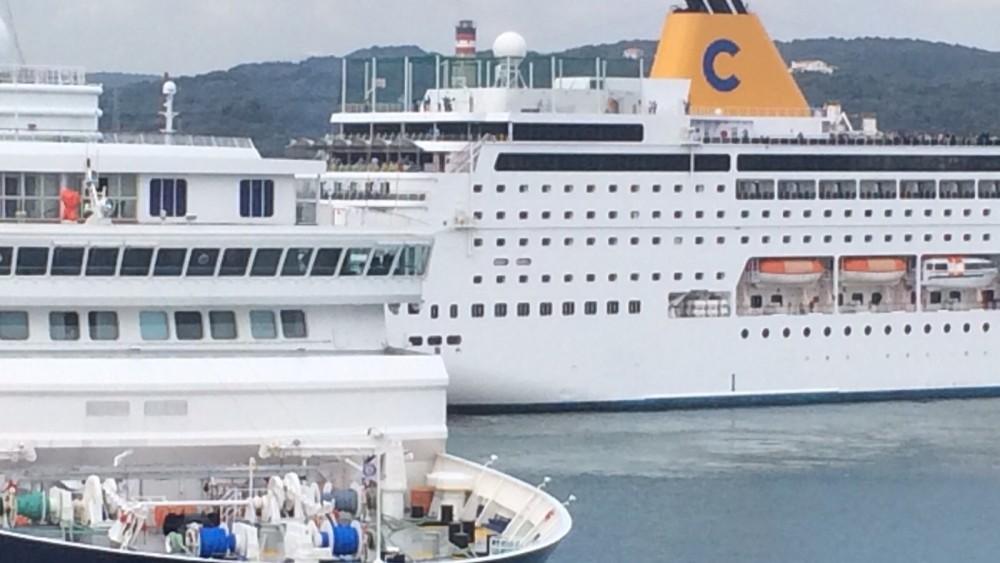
xmin=304 ymin=0 xmax=1000 ymax=411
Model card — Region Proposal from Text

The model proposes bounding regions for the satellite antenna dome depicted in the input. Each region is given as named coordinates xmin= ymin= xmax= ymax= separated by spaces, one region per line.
xmin=162 ymin=80 xmax=177 ymax=96
xmin=493 ymin=31 xmax=528 ymax=59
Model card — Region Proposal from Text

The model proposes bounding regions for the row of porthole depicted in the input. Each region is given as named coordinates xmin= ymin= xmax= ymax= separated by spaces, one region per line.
xmin=470 ymin=207 xmax=995 ymax=223
xmin=475 ymin=232 xmax=994 ymax=250
xmin=742 ymin=322 xmax=993 ymax=340
xmin=471 ymin=271 xmax=725 ymax=285
xmin=474 ymin=184 xmax=725 ymax=195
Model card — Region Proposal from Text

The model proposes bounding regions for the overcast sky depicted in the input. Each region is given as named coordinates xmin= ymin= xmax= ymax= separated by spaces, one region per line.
xmin=3 ymin=0 xmax=998 ymax=75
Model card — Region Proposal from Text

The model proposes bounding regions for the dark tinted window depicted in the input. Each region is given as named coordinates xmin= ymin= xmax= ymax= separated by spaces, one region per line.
xmin=88 ymin=311 xmax=119 ymax=341
xmin=16 ymin=247 xmax=49 ymax=276
xmin=219 ymin=249 xmax=252 ymax=277
xmin=310 ymin=249 xmax=343 ymax=277
xmin=738 ymin=154 xmax=1000 ymax=173
xmin=149 ymin=178 xmax=188 ymax=217
xmin=49 ymin=312 xmax=80 ymax=341
xmin=174 ymin=311 xmax=204 ymax=340
xmin=695 ymin=154 xmax=732 ymax=172
xmin=0 ymin=311 xmax=28 ymax=340
xmin=250 ymin=249 xmax=283 ymax=277
xmin=239 ymin=179 xmax=275 ymax=218
xmin=209 ymin=311 xmax=238 ymax=340
xmin=153 ymin=248 xmax=187 ymax=277
xmin=187 ymin=248 xmax=220 ymax=277
xmin=120 ymin=248 xmax=154 ymax=277
xmin=281 ymin=248 xmax=313 ymax=277
xmin=86 ymin=248 xmax=120 ymax=277
xmin=512 ymin=123 xmax=644 ymax=142
xmin=280 ymin=310 xmax=307 ymax=339
xmin=495 ymin=153 xmax=691 ymax=172
xmin=0 ymin=247 xmax=11 ymax=275
xmin=368 ymin=248 xmax=397 ymax=277
xmin=51 ymin=247 xmax=85 ymax=276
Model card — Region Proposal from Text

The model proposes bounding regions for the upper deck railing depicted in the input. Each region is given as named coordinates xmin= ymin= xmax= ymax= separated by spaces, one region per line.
xmin=0 ymin=130 xmax=256 ymax=148
xmin=0 ymin=65 xmax=89 ymax=87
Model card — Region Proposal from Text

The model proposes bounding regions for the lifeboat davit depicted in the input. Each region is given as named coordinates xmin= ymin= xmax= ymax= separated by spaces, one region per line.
xmin=840 ymin=258 xmax=908 ymax=285
xmin=923 ymin=257 xmax=999 ymax=289
xmin=755 ymin=259 xmax=825 ymax=286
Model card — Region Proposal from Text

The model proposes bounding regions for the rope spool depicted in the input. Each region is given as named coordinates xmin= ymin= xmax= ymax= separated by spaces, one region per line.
xmin=321 ymin=489 xmax=359 ymax=514
xmin=16 ymin=492 xmax=48 ymax=522
xmin=199 ymin=527 xmax=236 ymax=558
xmin=331 ymin=524 xmax=360 ymax=557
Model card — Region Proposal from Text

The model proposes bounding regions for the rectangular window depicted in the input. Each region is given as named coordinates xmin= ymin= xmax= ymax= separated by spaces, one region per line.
xmin=149 ymin=178 xmax=187 ymax=217
xmin=0 ymin=247 xmax=11 ymax=275
xmin=494 ymin=303 xmax=508 ymax=318
xmin=120 ymin=247 xmax=154 ymax=277
xmin=450 ymin=305 xmax=459 ymax=319
xmin=629 ymin=300 xmax=642 ymax=314
xmin=187 ymin=249 xmax=220 ymax=277
xmin=341 ymin=248 xmax=372 ymax=276
xmin=0 ymin=311 xmax=28 ymax=340
xmin=250 ymin=249 xmax=283 ymax=277
xmin=153 ymin=248 xmax=187 ymax=277
xmin=16 ymin=247 xmax=49 ymax=276
xmin=139 ymin=311 xmax=170 ymax=341
xmin=219 ymin=248 xmax=252 ymax=277
xmin=88 ymin=311 xmax=119 ymax=341
xmin=471 ymin=304 xmax=485 ymax=318
xmin=174 ymin=311 xmax=204 ymax=341
xmin=250 ymin=310 xmax=277 ymax=339
xmin=517 ymin=303 xmax=530 ymax=317
xmin=585 ymin=302 xmax=598 ymax=316
xmin=368 ymin=248 xmax=398 ymax=277
xmin=209 ymin=311 xmax=238 ymax=340
xmin=738 ymin=154 xmax=1000 ymax=173
xmin=562 ymin=302 xmax=575 ymax=316
xmin=280 ymin=310 xmax=307 ymax=339
xmin=310 ymin=248 xmax=343 ymax=276
xmin=393 ymin=245 xmax=430 ymax=276
xmin=281 ymin=248 xmax=313 ymax=277
xmin=239 ymin=179 xmax=275 ymax=218
xmin=85 ymin=247 xmax=120 ymax=277
xmin=607 ymin=301 xmax=620 ymax=315
xmin=49 ymin=312 xmax=80 ymax=341
xmin=540 ymin=302 xmax=553 ymax=317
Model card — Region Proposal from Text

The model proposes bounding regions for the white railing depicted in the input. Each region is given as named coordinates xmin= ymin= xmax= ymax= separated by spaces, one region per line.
xmin=103 ymin=132 xmax=256 ymax=148
xmin=0 ymin=65 xmax=89 ymax=86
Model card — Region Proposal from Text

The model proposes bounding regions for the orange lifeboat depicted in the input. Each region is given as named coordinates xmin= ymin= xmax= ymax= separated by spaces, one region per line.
xmin=755 ymin=259 xmax=824 ymax=286
xmin=840 ymin=258 xmax=907 ymax=285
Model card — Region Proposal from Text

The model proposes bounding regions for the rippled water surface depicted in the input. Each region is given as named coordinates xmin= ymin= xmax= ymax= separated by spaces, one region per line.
xmin=449 ymin=399 xmax=1000 ymax=563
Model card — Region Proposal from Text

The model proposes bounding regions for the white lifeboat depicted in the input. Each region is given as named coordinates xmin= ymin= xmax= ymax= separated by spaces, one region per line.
xmin=922 ymin=257 xmax=999 ymax=289
xmin=754 ymin=259 xmax=824 ymax=286
xmin=840 ymin=258 xmax=907 ymax=285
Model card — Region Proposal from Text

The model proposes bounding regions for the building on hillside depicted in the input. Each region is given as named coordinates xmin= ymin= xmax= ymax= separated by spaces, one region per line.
xmin=790 ymin=59 xmax=837 ymax=75
xmin=623 ymin=47 xmax=645 ymax=60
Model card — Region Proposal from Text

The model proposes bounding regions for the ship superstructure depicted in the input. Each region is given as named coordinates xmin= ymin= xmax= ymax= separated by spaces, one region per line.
xmin=302 ymin=0 xmax=1000 ymax=411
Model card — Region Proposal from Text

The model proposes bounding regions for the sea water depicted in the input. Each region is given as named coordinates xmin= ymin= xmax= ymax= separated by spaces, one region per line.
xmin=450 ymin=399 xmax=1000 ymax=563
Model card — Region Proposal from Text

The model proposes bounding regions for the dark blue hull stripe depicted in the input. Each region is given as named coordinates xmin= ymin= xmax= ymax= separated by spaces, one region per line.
xmin=449 ymin=385 xmax=1000 ymax=415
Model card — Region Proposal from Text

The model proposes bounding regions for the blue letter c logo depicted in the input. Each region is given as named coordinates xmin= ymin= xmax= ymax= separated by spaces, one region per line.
xmin=704 ymin=39 xmax=741 ymax=92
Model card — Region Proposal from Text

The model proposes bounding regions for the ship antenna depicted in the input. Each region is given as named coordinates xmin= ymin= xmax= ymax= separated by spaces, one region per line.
xmin=160 ymin=73 xmax=179 ymax=136
xmin=0 ymin=0 xmax=24 ymax=65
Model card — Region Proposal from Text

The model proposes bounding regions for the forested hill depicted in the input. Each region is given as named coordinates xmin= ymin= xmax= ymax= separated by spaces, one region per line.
xmin=93 ymin=38 xmax=1000 ymax=156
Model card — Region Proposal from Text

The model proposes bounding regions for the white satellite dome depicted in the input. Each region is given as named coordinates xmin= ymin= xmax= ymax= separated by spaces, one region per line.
xmin=162 ymin=80 xmax=178 ymax=96
xmin=493 ymin=31 xmax=528 ymax=59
